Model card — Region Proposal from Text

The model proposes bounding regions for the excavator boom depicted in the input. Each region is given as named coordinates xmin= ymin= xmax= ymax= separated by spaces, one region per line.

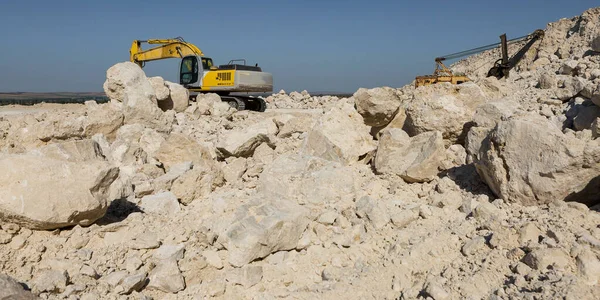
xmin=130 ymin=37 xmax=205 ymax=67
xmin=487 ymin=29 xmax=544 ymax=79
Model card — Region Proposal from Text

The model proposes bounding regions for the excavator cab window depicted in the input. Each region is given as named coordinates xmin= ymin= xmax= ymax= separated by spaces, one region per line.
xmin=202 ymin=58 xmax=213 ymax=70
xmin=180 ymin=56 xmax=198 ymax=85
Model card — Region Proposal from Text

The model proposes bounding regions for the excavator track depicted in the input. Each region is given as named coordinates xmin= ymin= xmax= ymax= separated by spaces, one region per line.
xmin=220 ymin=96 xmax=267 ymax=112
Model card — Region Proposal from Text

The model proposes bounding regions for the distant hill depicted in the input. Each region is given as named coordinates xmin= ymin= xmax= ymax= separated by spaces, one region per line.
xmin=0 ymin=92 xmax=108 ymax=105
xmin=0 ymin=90 xmax=353 ymax=106
xmin=0 ymin=92 xmax=106 ymax=99
xmin=232 ymin=91 xmax=353 ymax=98
xmin=310 ymin=92 xmax=354 ymax=97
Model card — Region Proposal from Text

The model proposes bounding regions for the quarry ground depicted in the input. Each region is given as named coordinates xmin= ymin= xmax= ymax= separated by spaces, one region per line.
xmin=2 ymin=6 xmax=600 ymax=300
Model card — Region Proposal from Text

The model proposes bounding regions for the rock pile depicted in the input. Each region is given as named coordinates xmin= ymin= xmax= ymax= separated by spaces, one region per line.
xmin=1 ymin=7 xmax=600 ymax=300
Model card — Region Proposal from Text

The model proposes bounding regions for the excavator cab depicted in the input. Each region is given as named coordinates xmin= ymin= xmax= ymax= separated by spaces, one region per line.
xmin=178 ymin=54 xmax=272 ymax=94
xmin=180 ymin=56 xmax=198 ymax=85
xmin=180 ymin=56 xmax=215 ymax=85
xmin=203 ymin=58 xmax=213 ymax=69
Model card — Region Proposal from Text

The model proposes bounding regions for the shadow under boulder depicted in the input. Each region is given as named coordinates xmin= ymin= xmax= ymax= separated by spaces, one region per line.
xmin=96 ymin=198 xmax=143 ymax=225
xmin=564 ymin=175 xmax=600 ymax=206
xmin=0 ymin=274 xmax=36 ymax=299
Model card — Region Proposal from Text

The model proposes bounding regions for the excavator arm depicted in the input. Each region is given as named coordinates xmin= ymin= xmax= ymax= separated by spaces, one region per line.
xmin=415 ymin=29 xmax=544 ymax=87
xmin=487 ymin=29 xmax=545 ymax=78
xmin=129 ymin=37 xmax=205 ymax=67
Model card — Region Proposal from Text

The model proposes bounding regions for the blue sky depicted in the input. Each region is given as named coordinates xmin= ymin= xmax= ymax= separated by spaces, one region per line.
xmin=0 ymin=0 xmax=597 ymax=93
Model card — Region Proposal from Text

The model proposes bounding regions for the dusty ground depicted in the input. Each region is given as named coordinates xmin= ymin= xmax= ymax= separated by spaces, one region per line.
xmin=1 ymin=6 xmax=600 ymax=300
xmin=0 ymin=103 xmax=87 ymax=116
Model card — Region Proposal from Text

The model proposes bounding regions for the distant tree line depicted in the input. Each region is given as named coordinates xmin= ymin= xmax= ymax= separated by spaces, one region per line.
xmin=0 ymin=96 xmax=110 ymax=106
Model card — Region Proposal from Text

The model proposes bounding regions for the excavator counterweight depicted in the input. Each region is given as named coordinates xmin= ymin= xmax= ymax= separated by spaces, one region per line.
xmin=129 ymin=37 xmax=272 ymax=112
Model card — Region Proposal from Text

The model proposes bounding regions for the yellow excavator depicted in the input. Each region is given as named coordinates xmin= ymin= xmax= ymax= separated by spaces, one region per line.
xmin=415 ymin=29 xmax=544 ymax=88
xmin=130 ymin=37 xmax=272 ymax=111
xmin=414 ymin=58 xmax=470 ymax=88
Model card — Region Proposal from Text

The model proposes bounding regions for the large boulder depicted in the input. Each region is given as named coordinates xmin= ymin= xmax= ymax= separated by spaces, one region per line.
xmin=30 ymin=139 xmax=104 ymax=162
xmin=258 ymin=154 xmax=361 ymax=205
xmin=465 ymin=127 xmax=491 ymax=163
xmin=0 ymin=154 xmax=119 ymax=229
xmin=171 ymin=164 xmax=225 ymax=205
xmin=83 ymin=102 xmax=124 ymax=140
xmin=141 ymin=191 xmax=181 ymax=215
xmin=353 ymin=87 xmax=402 ymax=127
xmin=155 ymin=133 xmax=215 ymax=171
xmin=593 ymin=117 xmax=600 ymax=138
xmin=0 ymin=274 xmax=36 ymax=299
xmin=592 ymin=84 xmax=600 ymax=107
xmin=24 ymin=112 xmax=85 ymax=144
xmin=216 ymin=119 xmax=278 ymax=157
xmin=559 ymin=59 xmax=579 ymax=76
xmin=466 ymin=99 xmax=521 ymax=162
xmin=471 ymin=99 xmax=521 ymax=128
xmin=147 ymin=258 xmax=185 ymax=293
xmin=374 ymin=129 xmax=445 ymax=182
xmin=301 ymin=103 xmax=376 ymax=164
xmin=592 ymin=36 xmax=600 ymax=52
xmin=277 ymin=114 xmax=319 ymax=138
xmin=223 ymin=199 xmax=310 ymax=267
xmin=538 ymin=73 xmax=557 ymax=90
xmin=475 ymin=115 xmax=600 ymax=206
xmin=405 ymin=82 xmax=488 ymax=143
xmin=159 ymin=81 xmax=190 ymax=113
xmin=151 ymin=161 xmax=192 ymax=193
xmin=194 ymin=93 xmax=233 ymax=117
xmin=109 ymin=125 xmax=153 ymax=166
xmin=573 ymin=104 xmax=600 ymax=131
xmin=103 ymin=62 xmax=153 ymax=103
xmin=138 ymin=128 xmax=166 ymax=159
xmin=555 ymin=76 xmax=586 ymax=101
xmin=477 ymin=77 xmax=513 ymax=99
xmin=381 ymin=106 xmax=407 ymax=132
xmin=148 ymin=76 xmax=170 ymax=101
xmin=108 ymin=124 xmax=169 ymax=166
xmin=522 ymin=248 xmax=572 ymax=270
xmin=103 ymin=62 xmax=172 ymax=131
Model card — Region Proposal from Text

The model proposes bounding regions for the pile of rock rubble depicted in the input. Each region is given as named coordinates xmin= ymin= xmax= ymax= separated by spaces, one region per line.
xmin=1 ymin=7 xmax=600 ymax=300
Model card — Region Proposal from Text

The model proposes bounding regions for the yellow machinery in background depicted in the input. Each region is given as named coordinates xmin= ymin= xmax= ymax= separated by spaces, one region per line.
xmin=130 ymin=37 xmax=272 ymax=111
xmin=415 ymin=58 xmax=470 ymax=88
xmin=415 ymin=29 xmax=544 ymax=88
